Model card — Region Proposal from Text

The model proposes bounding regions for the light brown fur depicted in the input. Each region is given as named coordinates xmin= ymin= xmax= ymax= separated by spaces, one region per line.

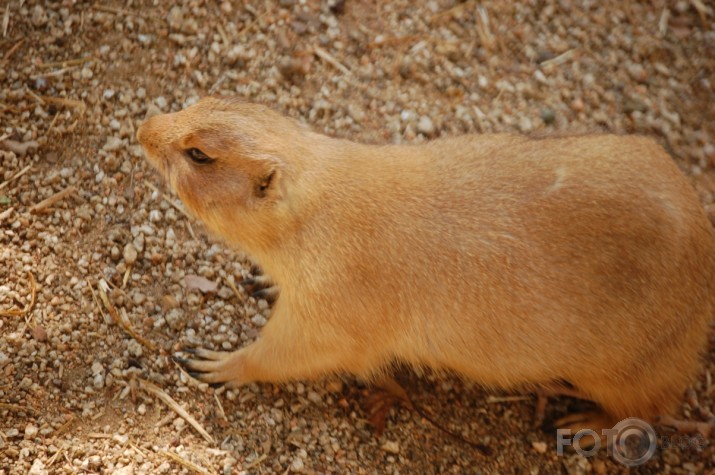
xmin=137 ymin=96 xmax=715 ymax=433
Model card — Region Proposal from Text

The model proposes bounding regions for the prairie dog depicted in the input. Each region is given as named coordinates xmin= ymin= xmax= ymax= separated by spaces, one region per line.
xmin=137 ymin=96 xmax=715 ymax=434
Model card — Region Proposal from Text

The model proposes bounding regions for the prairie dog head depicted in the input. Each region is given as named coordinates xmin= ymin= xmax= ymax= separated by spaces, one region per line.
xmin=136 ymin=96 xmax=307 ymax=250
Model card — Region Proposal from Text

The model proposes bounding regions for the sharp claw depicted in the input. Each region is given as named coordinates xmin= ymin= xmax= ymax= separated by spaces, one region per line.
xmin=240 ymin=278 xmax=256 ymax=287
xmin=181 ymin=348 xmax=198 ymax=355
xmin=172 ymin=356 xmax=189 ymax=365
xmin=252 ymin=289 xmax=269 ymax=299
xmin=209 ymin=382 xmax=224 ymax=388
xmin=188 ymin=371 xmax=205 ymax=379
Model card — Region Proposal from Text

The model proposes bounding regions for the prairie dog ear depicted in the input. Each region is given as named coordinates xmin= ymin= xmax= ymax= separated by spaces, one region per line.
xmin=254 ymin=167 xmax=278 ymax=199
xmin=246 ymin=155 xmax=286 ymax=201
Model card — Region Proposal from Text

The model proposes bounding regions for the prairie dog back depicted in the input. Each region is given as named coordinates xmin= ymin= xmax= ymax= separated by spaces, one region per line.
xmin=137 ymin=97 xmax=715 ymax=434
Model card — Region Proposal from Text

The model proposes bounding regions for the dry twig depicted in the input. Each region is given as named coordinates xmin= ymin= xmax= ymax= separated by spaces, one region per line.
xmin=38 ymin=57 xmax=95 ymax=69
xmin=690 ymin=0 xmax=711 ymax=24
xmin=29 ymin=186 xmax=77 ymax=213
xmin=46 ymin=448 xmax=65 ymax=467
xmin=0 ymin=271 xmax=36 ymax=317
xmin=476 ymin=6 xmax=496 ymax=51
xmin=313 ymin=45 xmax=354 ymax=78
xmin=214 ymin=393 xmax=228 ymax=422
xmin=367 ymin=35 xmax=420 ymax=49
xmin=46 ymin=111 xmax=61 ymax=135
xmin=163 ymin=451 xmax=213 ymax=475
xmin=2 ymin=4 xmax=9 ymax=38
xmin=429 ymin=0 xmax=474 ymax=24
xmin=38 ymin=95 xmax=87 ymax=113
xmin=87 ymin=279 xmax=107 ymax=322
xmin=0 ymin=207 xmax=14 ymax=222
xmin=138 ymin=379 xmax=215 ymax=444
xmin=243 ymin=454 xmax=268 ymax=470
xmin=0 ymin=403 xmax=34 ymax=413
xmin=55 ymin=414 xmax=79 ymax=437
xmin=29 ymin=66 xmax=79 ymax=80
xmin=658 ymin=8 xmax=670 ymax=37
xmin=2 ymin=39 xmax=24 ymax=63
xmin=0 ymin=164 xmax=32 ymax=191
xmin=97 ymin=279 xmax=157 ymax=351
xmin=539 ymin=49 xmax=576 ymax=70
xmin=226 ymin=275 xmax=246 ymax=303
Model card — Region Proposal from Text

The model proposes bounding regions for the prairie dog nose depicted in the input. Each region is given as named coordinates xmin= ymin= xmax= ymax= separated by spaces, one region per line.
xmin=136 ymin=104 xmax=164 ymax=144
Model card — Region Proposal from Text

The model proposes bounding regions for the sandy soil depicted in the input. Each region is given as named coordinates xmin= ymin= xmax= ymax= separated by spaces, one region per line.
xmin=1 ymin=1 xmax=714 ymax=474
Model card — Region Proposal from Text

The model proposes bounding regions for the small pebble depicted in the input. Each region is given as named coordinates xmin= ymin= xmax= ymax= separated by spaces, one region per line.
xmin=531 ymin=441 xmax=547 ymax=454
xmin=562 ymin=454 xmax=590 ymax=475
xmin=251 ymin=314 xmax=267 ymax=326
xmin=290 ymin=457 xmax=305 ymax=472
xmin=540 ymin=108 xmax=556 ymax=124
xmin=104 ymin=137 xmax=124 ymax=152
xmin=24 ymin=424 xmax=39 ymax=439
xmin=307 ymin=391 xmax=322 ymax=404
xmin=123 ymin=243 xmax=138 ymax=265
xmin=32 ymin=325 xmax=48 ymax=342
xmin=417 ymin=116 xmax=435 ymax=135
xmin=381 ymin=441 xmax=400 ymax=454
xmin=28 ymin=459 xmax=47 ymax=475
xmin=570 ymin=98 xmax=584 ymax=113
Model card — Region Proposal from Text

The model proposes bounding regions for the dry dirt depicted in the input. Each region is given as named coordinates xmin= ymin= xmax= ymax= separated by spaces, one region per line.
xmin=1 ymin=1 xmax=715 ymax=474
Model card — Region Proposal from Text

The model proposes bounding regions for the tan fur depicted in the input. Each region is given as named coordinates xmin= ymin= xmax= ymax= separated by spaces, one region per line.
xmin=137 ymin=96 xmax=715 ymax=431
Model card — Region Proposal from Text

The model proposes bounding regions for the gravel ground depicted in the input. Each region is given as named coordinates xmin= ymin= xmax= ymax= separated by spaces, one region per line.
xmin=1 ymin=1 xmax=715 ymax=474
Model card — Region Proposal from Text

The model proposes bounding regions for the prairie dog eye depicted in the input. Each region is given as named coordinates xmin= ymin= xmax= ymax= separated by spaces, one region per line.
xmin=185 ymin=148 xmax=214 ymax=164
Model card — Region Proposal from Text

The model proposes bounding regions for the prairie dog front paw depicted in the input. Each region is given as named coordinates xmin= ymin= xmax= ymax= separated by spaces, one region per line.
xmin=175 ymin=348 xmax=246 ymax=388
